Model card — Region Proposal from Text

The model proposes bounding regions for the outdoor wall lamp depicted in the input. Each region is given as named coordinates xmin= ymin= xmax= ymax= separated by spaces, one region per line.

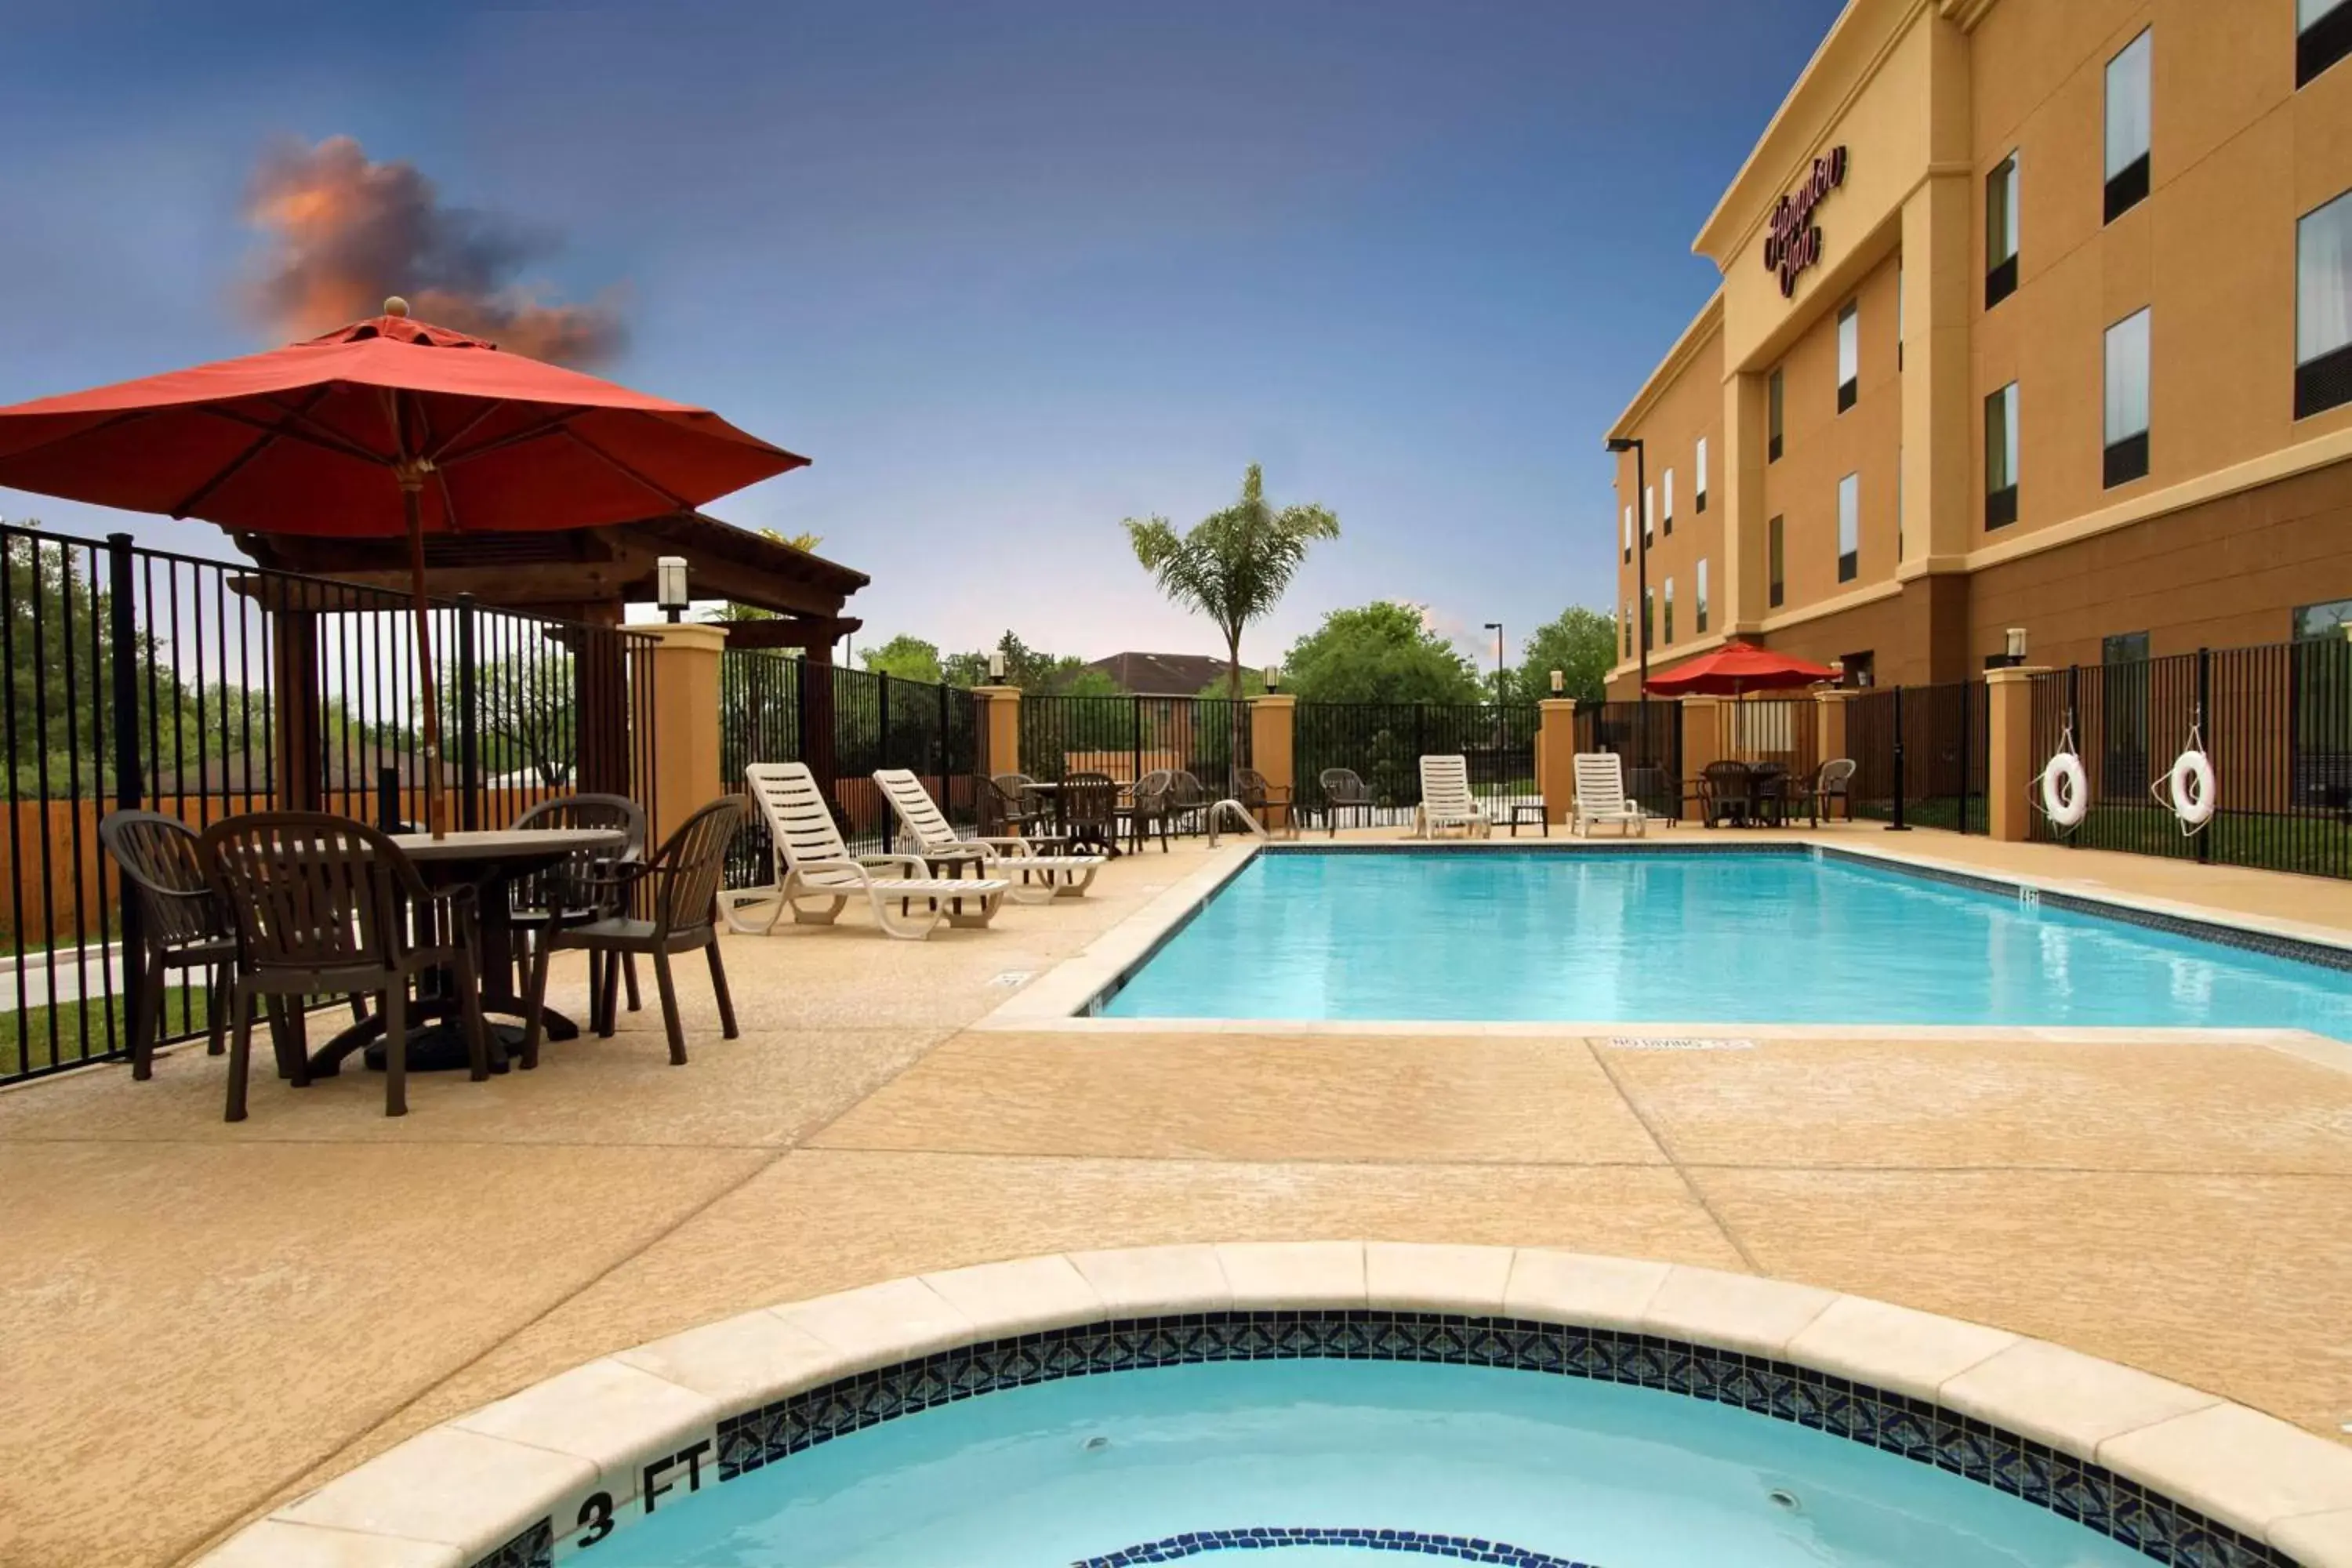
xmin=1549 ymin=668 xmax=1565 ymax=695
xmin=2005 ymin=627 xmax=2030 ymax=662
xmin=988 ymin=648 xmax=1007 ymax=681
xmin=1263 ymin=663 xmax=1281 ymax=692
xmin=655 ymin=555 xmax=690 ymax=623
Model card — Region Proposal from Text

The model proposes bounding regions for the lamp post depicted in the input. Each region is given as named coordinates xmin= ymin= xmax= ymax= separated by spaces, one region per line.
xmin=1483 ymin=622 xmax=1504 ymax=701
xmin=1605 ymin=435 xmax=1650 ymax=760
xmin=655 ymin=555 xmax=689 ymax=624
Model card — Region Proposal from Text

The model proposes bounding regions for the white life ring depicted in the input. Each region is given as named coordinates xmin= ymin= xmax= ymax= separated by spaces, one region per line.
xmin=2166 ymin=749 xmax=2216 ymax=828
xmin=2038 ymin=752 xmax=2088 ymax=828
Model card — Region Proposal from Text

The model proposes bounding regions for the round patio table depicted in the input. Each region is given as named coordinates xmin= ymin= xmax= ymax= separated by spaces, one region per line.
xmin=307 ymin=827 xmax=627 ymax=1076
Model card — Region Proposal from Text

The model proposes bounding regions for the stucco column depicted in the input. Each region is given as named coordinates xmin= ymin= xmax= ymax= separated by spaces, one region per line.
xmin=973 ymin=684 xmax=1021 ymax=778
xmin=1679 ymin=696 xmax=1722 ymax=821
xmin=642 ymin=621 xmax=727 ymax=849
xmin=1815 ymin=687 xmax=1856 ymax=764
xmin=1537 ymin=699 xmax=1577 ymax=823
xmin=1986 ymin=666 xmax=2049 ymax=844
xmin=1249 ymin=695 xmax=1296 ymax=821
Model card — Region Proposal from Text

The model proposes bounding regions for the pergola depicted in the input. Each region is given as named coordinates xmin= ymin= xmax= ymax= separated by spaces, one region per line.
xmin=231 ymin=511 xmax=869 ymax=808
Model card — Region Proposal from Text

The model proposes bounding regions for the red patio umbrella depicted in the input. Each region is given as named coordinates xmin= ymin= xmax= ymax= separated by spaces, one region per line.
xmin=1642 ymin=641 xmax=1837 ymax=697
xmin=0 ymin=299 xmax=808 ymax=833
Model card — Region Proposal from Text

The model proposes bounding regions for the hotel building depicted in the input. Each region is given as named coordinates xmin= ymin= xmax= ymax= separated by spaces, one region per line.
xmin=1604 ymin=0 xmax=2352 ymax=695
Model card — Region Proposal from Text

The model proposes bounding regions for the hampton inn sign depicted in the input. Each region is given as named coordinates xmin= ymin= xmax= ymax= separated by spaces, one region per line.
xmin=1761 ymin=146 xmax=1849 ymax=296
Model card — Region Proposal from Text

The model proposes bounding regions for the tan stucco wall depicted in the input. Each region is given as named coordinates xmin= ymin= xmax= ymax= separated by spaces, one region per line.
xmin=1613 ymin=321 xmax=1727 ymax=657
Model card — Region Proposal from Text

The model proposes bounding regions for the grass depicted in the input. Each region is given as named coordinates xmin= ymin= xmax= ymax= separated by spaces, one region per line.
xmin=1 ymin=987 xmax=210 ymax=1081
xmin=2034 ymin=803 xmax=2352 ymax=878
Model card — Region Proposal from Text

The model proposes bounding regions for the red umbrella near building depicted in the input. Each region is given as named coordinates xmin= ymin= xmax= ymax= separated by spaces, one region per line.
xmin=1643 ymin=641 xmax=1837 ymax=697
xmin=0 ymin=299 xmax=808 ymax=833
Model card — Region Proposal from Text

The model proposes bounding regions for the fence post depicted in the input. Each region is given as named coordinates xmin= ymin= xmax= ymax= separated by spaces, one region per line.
xmin=974 ymin=684 xmax=1022 ymax=778
xmin=1986 ymin=665 xmax=2049 ymax=842
xmin=2196 ymin=646 xmax=2212 ymax=865
xmin=877 ymin=673 xmax=892 ymax=853
xmin=641 ymin=622 xmax=728 ymax=849
xmin=1131 ymin=694 xmax=1145 ymax=787
xmin=104 ymin=534 xmax=143 ymax=1035
xmin=1679 ymin=696 xmax=1721 ymax=822
xmin=1958 ymin=684 xmax=1973 ymax=834
xmin=1537 ymin=698 xmax=1577 ymax=824
xmin=1249 ymin=694 xmax=1296 ymax=825
xmin=1886 ymin=685 xmax=1911 ymax=831
xmin=454 ymin=593 xmax=480 ymax=832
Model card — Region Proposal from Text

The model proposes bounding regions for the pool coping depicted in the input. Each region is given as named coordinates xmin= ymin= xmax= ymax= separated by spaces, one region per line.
xmin=191 ymin=1243 xmax=2352 ymax=1568
xmin=967 ymin=837 xmax=2352 ymax=1070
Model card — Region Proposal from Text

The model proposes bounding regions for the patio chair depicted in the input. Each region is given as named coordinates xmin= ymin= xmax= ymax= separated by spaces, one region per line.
xmin=1699 ymin=760 xmax=1755 ymax=828
xmin=1785 ymin=757 xmax=1857 ymax=827
xmin=1571 ymin=753 xmax=1649 ymax=837
xmin=1057 ymin=772 xmax=1121 ymax=857
xmin=985 ymin=772 xmax=1049 ymax=840
xmin=518 ymin=796 xmax=745 ymax=1068
xmin=1319 ymin=768 xmax=1377 ymax=837
xmin=1414 ymin=754 xmax=1492 ymax=838
xmin=98 ymin=810 xmax=232 ymax=1080
xmin=1120 ymin=769 xmax=1174 ymax=855
xmin=508 ymin=793 xmax=645 ymax=1020
xmin=1164 ymin=769 xmax=1210 ymax=836
xmin=873 ymin=768 xmax=1105 ymax=898
xmin=1234 ymin=767 xmax=1296 ymax=838
xmin=201 ymin=812 xmax=488 ymax=1121
xmin=719 ymin=762 xmax=1008 ymax=940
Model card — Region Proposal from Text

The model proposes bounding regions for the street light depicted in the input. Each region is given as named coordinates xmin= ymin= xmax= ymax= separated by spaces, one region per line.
xmin=1483 ymin=622 xmax=1504 ymax=700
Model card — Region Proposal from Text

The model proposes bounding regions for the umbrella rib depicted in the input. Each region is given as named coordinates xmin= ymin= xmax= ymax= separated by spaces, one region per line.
xmin=434 ymin=405 xmax=593 ymax=466
xmin=169 ymin=387 xmax=336 ymax=519
xmin=419 ymin=399 xmax=510 ymax=464
xmin=555 ymin=425 xmax=693 ymax=511
xmin=205 ymin=401 xmax=392 ymax=467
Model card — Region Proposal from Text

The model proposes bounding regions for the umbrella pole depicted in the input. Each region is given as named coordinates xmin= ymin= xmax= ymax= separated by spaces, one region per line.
xmin=401 ymin=479 xmax=447 ymax=839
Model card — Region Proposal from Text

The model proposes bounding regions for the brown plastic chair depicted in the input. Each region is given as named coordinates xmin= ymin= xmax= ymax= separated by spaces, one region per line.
xmin=1057 ymin=773 xmax=1120 ymax=856
xmin=1120 ymin=769 xmax=1174 ymax=853
xmin=1319 ymin=768 xmax=1376 ymax=837
xmin=985 ymin=772 xmax=1047 ymax=839
xmin=1235 ymin=767 xmax=1294 ymax=836
xmin=518 ymin=796 xmax=746 ymax=1068
xmin=98 ymin=811 xmax=231 ymax=1079
xmin=201 ymin=813 xmax=488 ymax=1121
xmin=1699 ymin=760 xmax=1755 ymax=828
xmin=510 ymin=793 xmax=646 ymax=1017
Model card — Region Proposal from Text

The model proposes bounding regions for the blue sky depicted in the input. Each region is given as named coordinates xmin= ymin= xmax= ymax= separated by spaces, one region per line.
xmin=0 ymin=0 xmax=1842 ymax=670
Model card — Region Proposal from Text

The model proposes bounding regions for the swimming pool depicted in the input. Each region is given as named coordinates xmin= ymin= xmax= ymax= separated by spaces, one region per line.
xmin=1096 ymin=848 xmax=2352 ymax=1036
xmin=585 ymin=1357 xmax=2151 ymax=1566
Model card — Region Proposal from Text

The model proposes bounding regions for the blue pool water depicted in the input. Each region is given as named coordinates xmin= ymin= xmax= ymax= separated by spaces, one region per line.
xmin=587 ymin=1359 xmax=2149 ymax=1566
xmin=1099 ymin=850 xmax=2352 ymax=1036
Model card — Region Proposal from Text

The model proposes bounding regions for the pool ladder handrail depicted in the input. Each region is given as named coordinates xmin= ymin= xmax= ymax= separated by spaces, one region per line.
xmin=1204 ymin=798 xmax=1265 ymax=847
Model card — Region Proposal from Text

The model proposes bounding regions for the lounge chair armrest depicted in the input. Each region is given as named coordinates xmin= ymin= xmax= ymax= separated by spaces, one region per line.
xmin=856 ymin=854 xmax=935 ymax=879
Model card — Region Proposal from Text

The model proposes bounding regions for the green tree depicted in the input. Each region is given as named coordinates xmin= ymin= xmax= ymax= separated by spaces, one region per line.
xmin=1123 ymin=463 xmax=1339 ymax=702
xmin=1513 ymin=606 xmax=1618 ymax=706
xmin=942 ymin=631 xmax=1120 ymax=696
xmin=859 ymin=634 xmax=945 ymax=685
xmin=1281 ymin=601 xmax=1482 ymax=706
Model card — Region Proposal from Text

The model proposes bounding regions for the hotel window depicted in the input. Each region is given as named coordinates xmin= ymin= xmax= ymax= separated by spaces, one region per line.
xmin=1987 ymin=153 xmax=2020 ymax=308
xmin=1836 ymin=302 xmax=1860 ymax=412
xmin=1664 ymin=576 xmax=1675 ymax=644
xmin=1985 ymin=382 xmax=2020 ymax=529
xmin=1642 ymin=587 xmax=1654 ymax=652
xmin=1836 ymin=472 xmax=1860 ymax=583
xmin=1767 ymin=516 xmax=1785 ymax=608
xmin=1622 ymin=601 xmax=1632 ymax=657
xmin=1663 ymin=468 xmax=1675 ymax=534
xmin=2299 ymin=0 xmax=2351 ymax=88
xmin=1768 ymin=368 xmax=1784 ymax=461
xmin=1644 ymin=485 xmax=1655 ymax=542
xmin=1697 ymin=557 xmax=1710 ymax=634
xmin=2297 ymin=189 xmax=2352 ymax=419
xmin=1896 ymin=446 xmax=1904 ymax=561
xmin=2104 ymin=31 xmax=2152 ymax=223
xmin=1695 ymin=437 xmax=1709 ymax=512
xmin=1622 ymin=504 xmax=1632 ymax=562
xmin=2103 ymin=307 xmax=2151 ymax=487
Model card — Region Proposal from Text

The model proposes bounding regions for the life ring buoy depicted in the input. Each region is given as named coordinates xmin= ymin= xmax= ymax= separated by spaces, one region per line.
xmin=2165 ymin=749 xmax=2216 ymax=829
xmin=2038 ymin=752 xmax=2088 ymax=829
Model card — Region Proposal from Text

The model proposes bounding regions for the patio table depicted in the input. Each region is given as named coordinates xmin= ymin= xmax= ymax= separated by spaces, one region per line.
xmin=309 ymin=826 xmax=626 ymax=1076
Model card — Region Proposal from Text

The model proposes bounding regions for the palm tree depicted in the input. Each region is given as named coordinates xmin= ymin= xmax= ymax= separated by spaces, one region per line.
xmin=1123 ymin=464 xmax=1339 ymax=703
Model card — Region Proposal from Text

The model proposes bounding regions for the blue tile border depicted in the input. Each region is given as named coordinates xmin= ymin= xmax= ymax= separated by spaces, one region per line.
xmin=470 ymin=1310 xmax=2300 ymax=1568
xmin=1073 ymin=1526 xmax=1599 ymax=1566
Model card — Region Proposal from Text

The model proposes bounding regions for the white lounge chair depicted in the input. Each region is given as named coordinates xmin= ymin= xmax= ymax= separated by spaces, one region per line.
xmin=717 ymin=762 xmax=1008 ymax=940
xmin=1415 ymin=754 xmax=1493 ymax=838
xmin=1572 ymin=752 xmax=1650 ymax=837
xmin=873 ymin=768 xmax=1104 ymax=902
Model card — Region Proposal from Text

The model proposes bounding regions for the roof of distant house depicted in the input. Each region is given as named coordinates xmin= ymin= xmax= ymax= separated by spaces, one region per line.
xmin=1086 ymin=651 xmax=1232 ymax=696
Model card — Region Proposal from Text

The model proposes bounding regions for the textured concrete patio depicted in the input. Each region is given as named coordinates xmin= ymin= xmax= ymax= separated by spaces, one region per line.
xmin=2 ymin=822 xmax=2348 ymax=1567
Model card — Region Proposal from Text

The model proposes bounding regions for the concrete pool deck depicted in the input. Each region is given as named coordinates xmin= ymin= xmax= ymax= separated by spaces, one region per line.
xmin=2 ymin=822 xmax=2349 ymax=1566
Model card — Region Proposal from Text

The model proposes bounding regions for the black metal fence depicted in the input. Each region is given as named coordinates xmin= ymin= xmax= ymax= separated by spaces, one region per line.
xmin=1292 ymin=702 xmax=1538 ymax=826
xmin=1019 ymin=695 xmax=1251 ymax=792
xmin=1573 ymin=700 xmax=1682 ymax=820
xmin=718 ymin=648 xmax=989 ymax=887
xmin=2 ymin=523 xmax=659 ymax=1086
xmin=1848 ymin=681 xmax=1988 ymax=833
xmin=2028 ymin=640 xmax=2352 ymax=877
